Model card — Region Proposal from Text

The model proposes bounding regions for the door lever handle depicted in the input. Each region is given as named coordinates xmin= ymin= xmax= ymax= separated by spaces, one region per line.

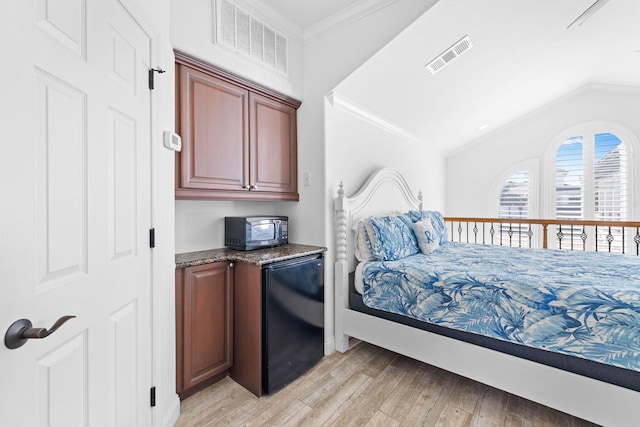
xmin=4 ymin=316 xmax=76 ymax=349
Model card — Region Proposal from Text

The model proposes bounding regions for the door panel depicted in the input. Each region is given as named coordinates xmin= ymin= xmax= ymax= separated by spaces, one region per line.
xmin=0 ymin=1 xmax=153 ymax=425
xmin=249 ymin=93 xmax=297 ymax=194
xmin=36 ymin=333 xmax=88 ymax=427
xmin=34 ymin=68 xmax=88 ymax=288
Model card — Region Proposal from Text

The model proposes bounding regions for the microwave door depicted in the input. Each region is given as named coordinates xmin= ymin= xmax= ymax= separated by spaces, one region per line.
xmin=252 ymin=222 xmax=276 ymax=242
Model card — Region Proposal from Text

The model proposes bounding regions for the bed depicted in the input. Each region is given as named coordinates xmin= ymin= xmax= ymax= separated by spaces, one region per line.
xmin=334 ymin=168 xmax=640 ymax=426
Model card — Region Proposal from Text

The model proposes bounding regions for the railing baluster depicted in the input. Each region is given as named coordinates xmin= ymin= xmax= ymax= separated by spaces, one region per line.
xmin=635 ymin=227 xmax=640 ymax=256
xmin=622 ymin=227 xmax=625 ymax=255
xmin=457 ymin=222 xmax=463 ymax=242
xmin=517 ymin=223 xmax=521 ymax=248
xmin=557 ymin=225 xmax=563 ymax=250
xmin=570 ymin=225 xmax=574 ymax=251
xmin=606 ymin=226 xmax=613 ymax=253
xmin=482 ymin=223 xmax=486 ymax=245
xmin=595 ymin=226 xmax=598 ymax=252
xmin=581 ymin=227 xmax=587 ymax=251
xmin=490 ymin=223 xmax=495 ymax=246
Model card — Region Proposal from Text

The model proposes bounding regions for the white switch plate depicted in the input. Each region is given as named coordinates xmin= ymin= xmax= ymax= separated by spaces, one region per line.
xmin=163 ymin=131 xmax=182 ymax=151
xmin=303 ymin=172 xmax=310 ymax=186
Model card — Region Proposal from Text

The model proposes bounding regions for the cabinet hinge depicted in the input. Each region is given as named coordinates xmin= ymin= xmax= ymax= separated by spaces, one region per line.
xmin=150 ymin=228 xmax=156 ymax=248
xmin=148 ymin=67 xmax=165 ymax=90
xmin=150 ymin=386 xmax=156 ymax=407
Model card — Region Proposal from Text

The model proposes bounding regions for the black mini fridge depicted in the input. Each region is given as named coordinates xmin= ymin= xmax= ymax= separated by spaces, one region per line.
xmin=262 ymin=253 xmax=324 ymax=394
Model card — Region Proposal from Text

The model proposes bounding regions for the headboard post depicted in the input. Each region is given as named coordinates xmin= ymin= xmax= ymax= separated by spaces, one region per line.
xmin=334 ymin=181 xmax=350 ymax=352
xmin=335 ymin=182 xmax=347 ymax=263
xmin=333 ymin=169 xmax=423 ymax=353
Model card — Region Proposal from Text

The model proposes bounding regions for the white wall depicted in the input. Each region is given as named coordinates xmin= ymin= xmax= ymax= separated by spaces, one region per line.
xmin=301 ymin=0 xmax=440 ymax=353
xmin=446 ymin=85 xmax=640 ymax=220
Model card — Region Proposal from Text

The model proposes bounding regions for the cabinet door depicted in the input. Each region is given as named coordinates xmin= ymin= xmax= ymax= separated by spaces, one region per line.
xmin=249 ymin=93 xmax=298 ymax=199
xmin=181 ymin=262 xmax=234 ymax=391
xmin=177 ymin=64 xmax=249 ymax=194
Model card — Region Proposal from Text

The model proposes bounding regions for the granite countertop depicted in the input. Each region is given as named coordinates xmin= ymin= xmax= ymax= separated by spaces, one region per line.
xmin=175 ymin=243 xmax=327 ymax=268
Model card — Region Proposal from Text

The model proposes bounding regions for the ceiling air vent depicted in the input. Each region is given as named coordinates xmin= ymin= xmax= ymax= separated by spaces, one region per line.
xmin=215 ymin=0 xmax=288 ymax=74
xmin=425 ymin=35 xmax=473 ymax=75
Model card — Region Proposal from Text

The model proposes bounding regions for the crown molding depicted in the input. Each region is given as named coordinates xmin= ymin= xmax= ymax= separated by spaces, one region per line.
xmin=327 ymin=91 xmax=429 ymax=148
xmin=304 ymin=0 xmax=399 ymax=45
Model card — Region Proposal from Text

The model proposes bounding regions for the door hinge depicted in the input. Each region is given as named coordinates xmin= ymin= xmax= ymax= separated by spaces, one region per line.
xmin=149 ymin=228 xmax=155 ymax=248
xmin=148 ymin=67 xmax=165 ymax=90
xmin=150 ymin=386 xmax=156 ymax=407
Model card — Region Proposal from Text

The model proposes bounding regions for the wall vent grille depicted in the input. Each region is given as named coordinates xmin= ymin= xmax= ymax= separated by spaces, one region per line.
xmin=215 ymin=0 xmax=288 ymax=74
xmin=425 ymin=35 xmax=473 ymax=75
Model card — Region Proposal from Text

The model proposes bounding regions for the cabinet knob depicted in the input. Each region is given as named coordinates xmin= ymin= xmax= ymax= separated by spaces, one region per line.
xmin=250 ymin=185 xmax=258 ymax=190
xmin=242 ymin=184 xmax=250 ymax=190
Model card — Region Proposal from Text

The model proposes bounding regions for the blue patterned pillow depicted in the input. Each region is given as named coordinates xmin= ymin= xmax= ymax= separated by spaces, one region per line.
xmin=365 ymin=215 xmax=419 ymax=261
xmin=412 ymin=218 xmax=439 ymax=254
xmin=407 ymin=210 xmax=448 ymax=244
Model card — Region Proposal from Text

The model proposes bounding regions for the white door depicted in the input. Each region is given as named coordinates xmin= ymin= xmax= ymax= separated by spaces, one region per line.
xmin=0 ymin=1 xmax=154 ymax=426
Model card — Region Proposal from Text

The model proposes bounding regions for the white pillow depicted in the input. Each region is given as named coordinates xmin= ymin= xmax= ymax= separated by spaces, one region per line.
xmin=354 ymin=262 xmax=365 ymax=294
xmin=412 ymin=218 xmax=440 ymax=254
xmin=354 ymin=220 xmax=375 ymax=261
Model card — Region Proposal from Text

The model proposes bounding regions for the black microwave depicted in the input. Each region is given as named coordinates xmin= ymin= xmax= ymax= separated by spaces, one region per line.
xmin=225 ymin=216 xmax=288 ymax=251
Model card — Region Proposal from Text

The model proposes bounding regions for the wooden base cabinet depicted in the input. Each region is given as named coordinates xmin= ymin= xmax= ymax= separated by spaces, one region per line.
xmin=175 ymin=50 xmax=300 ymax=201
xmin=176 ymin=262 xmax=234 ymax=399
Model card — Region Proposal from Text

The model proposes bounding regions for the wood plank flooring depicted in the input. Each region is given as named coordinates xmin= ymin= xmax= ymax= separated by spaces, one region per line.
xmin=174 ymin=342 xmax=600 ymax=427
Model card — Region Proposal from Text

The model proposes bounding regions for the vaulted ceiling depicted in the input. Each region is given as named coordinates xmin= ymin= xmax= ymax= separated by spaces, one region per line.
xmin=269 ymin=0 xmax=640 ymax=154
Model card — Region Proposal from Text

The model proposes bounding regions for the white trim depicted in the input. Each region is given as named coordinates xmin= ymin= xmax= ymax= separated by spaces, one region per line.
xmin=327 ymin=91 xmax=431 ymax=148
xmin=324 ymin=337 xmax=335 ymax=355
xmin=304 ymin=0 xmax=399 ymax=44
xmin=162 ymin=396 xmax=181 ymax=427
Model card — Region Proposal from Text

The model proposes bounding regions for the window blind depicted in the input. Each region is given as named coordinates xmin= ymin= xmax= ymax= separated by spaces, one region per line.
xmin=555 ymin=137 xmax=584 ymax=220
xmin=498 ymin=171 xmax=529 ymax=219
xmin=594 ymin=133 xmax=628 ymax=221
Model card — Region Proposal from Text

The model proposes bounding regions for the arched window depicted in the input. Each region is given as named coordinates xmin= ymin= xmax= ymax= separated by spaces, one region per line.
xmin=549 ymin=125 xmax=633 ymax=252
xmin=498 ymin=171 xmax=529 ymax=219
xmin=555 ymin=132 xmax=629 ymax=221
xmin=495 ymin=162 xmax=537 ymax=247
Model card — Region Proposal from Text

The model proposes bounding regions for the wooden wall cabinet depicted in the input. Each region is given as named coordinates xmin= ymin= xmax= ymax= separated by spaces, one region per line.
xmin=175 ymin=50 xmax=300 ymax=201
xmin=175 ymin=261 xmax=234 ymax=399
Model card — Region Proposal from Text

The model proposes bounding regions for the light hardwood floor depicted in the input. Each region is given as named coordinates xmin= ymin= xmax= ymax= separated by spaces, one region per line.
xmin=175 ymin=342 xmax=600 ymax=427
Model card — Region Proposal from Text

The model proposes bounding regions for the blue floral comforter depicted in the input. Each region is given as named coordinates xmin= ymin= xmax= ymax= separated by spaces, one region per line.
xmin=361 ymin=242 xmax=640 ymax=371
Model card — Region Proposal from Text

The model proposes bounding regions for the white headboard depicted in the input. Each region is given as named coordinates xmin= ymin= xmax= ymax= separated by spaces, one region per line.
xmin=334 ymin=168 xmax=423 ymax=273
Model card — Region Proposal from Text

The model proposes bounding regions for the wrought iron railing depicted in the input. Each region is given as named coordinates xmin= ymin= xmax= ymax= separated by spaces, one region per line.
xmin=444 ymin=217 xmax=640 ymax=256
